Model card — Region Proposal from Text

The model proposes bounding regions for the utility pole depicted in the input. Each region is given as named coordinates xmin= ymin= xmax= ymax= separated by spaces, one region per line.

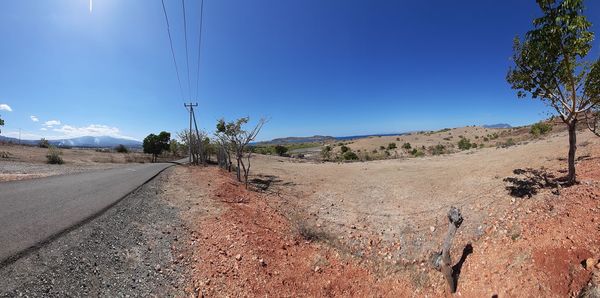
xmin=184 ymin=103 xmax=198 ymax=164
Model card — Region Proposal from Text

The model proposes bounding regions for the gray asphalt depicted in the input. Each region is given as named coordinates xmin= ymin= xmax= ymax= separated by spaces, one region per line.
xmin=0 ymin=161 xmax=184 ymax=264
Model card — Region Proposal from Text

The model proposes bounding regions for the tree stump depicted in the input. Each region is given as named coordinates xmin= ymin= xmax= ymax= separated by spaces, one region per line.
xmin=431 ymin=206 xmax=463 ymax=293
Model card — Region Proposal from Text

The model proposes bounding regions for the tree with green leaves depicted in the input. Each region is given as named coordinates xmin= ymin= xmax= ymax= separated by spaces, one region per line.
xmin=143 ymin=131 xmax=171 ymax=162
xmin=215 ymin=117 xmax=266 ymax=187
xmin=274 ymin=145 xmax=288 ymax=156
xmin=507 ymin=0 xmax=600 ymax=185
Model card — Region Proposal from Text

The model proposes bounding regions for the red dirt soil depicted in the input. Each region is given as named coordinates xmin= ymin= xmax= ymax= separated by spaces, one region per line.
xmin=172 ymin=155 xmax=600 ymax=297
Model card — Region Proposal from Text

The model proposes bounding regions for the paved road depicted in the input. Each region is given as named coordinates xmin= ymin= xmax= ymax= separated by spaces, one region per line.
xmin=0 ymin=161 xmax=183 ymax=264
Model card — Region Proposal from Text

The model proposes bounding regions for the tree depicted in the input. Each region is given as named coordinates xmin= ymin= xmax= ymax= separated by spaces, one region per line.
xmin=215 ymin=117 xmax=266 ymax=187
xmin=507 ymin=0 xmax=600 ymax=185
xmin=39 ymin=138 xmax=50 ymax=148
xmin=274 ymin=145 xmax=288 ymax=156
xmin=143 ymin=131 xmax=170 ymax=162
xmin=177 ymin=129 xmax=209 ymax=165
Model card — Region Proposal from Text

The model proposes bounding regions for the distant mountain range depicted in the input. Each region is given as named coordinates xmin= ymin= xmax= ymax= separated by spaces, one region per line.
xmin=482 ymin=123 xmax=512 ymax=129
xmin=0 ymin=135 xmax=142 ymax=148
xmin=258 ymin=135 xmax=336 ymax=145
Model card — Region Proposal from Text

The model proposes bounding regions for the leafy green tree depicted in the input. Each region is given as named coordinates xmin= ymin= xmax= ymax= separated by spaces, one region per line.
xmin=274 ymin=145 xmax=288 ymax=156
xmin=402 ymin=142 xmax=412 ymax=150
xmin=169 ymin=139 xmax=180 ymax=156
xmin=216 ymin=117 xmax=266 ymax=187
xmin=387 ymin=143 xmax=397 ymax=150
xmin=143 ymin=131 xmax=171 ymax=162
xmin=340 ymin=145 xmax=350 ymax=153
xmin=507 ymin=0 xmax=600 ymax=185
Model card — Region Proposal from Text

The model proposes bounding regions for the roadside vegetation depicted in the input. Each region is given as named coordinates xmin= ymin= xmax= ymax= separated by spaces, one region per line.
xmin=46 ymin=146 xmax=63 ymax=164
xmin=143 ymin=131 xmax=171 ymax=163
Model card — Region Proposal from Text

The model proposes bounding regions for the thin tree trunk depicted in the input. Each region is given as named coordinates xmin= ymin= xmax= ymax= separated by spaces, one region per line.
xmin=567 ymin=119 xmax=577 ymax=185
xmin=236 ymin=156 xmax=241 ymax=182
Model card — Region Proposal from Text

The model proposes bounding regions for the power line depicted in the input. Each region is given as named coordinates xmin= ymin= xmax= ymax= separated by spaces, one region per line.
xmin=160 ymin=0 xmax=185 ymax=102
xmin=195 ymin=0 xmax=205 ymax=99
xmin=182 ymin=0 xmax=192 ymax=99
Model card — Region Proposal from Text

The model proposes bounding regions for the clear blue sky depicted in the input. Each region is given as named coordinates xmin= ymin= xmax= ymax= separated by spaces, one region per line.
xmin=1 ymin=0 xmax=599 ymax=141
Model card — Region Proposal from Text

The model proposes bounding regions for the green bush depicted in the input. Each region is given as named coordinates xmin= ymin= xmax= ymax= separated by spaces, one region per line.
xmin=402 ymin=142 xmax=412 ymax=150
xmin=321 ymin=146 xmax=332 ymax=160
xmin=379 ymin=145 xmax=385 ymax=150
xmin=530 ymin=122 xmax=552 ymax=136
xmin=410 ymin=148 xmax=424 ymax=157
xmin=340 ymin=145 xmax=350 ymax=153
xmin=504 ymin=138 xmax=516 ymax=147
xmin=274 ymin=145 xmax=288 ymax=156
xmin=46 ymin=146 xmax=64 ymax=164
xmin=387 ymin=143 xmax=397 ymax=150
xmin=115 ymin=144 xmax=129 ymax=153
xmin=342 ymin=151 xmax=359 ymax=160
xmin=429 ymin=144 xmax=446 ymax=155
xmin=457 ymin=138 xmax=473 ymax=150
xmin=39 ymin=138 xmax=50 ymax=148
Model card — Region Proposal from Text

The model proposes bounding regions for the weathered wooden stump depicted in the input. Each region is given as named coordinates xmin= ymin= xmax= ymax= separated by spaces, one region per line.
xmin=431 ymin=206 xmax=463 ymax=293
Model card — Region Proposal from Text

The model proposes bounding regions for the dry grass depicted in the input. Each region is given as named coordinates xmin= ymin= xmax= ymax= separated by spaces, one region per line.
xmin=0 ymin=144 xmax=166 ymax=165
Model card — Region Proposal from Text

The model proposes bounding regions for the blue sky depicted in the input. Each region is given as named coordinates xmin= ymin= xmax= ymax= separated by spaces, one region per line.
xmin=0 ymin=0 xmax=599 ymax=141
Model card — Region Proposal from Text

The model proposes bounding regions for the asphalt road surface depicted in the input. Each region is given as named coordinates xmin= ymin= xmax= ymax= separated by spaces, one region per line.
xmin=0 ymin=161 xmax=184 ymax=264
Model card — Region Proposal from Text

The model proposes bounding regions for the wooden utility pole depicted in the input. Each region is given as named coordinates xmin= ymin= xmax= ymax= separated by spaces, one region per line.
xmin=184 ymin=103 xmax=198 ymax=164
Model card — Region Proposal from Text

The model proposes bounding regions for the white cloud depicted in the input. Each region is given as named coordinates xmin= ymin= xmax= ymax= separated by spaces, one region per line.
xmin=40 ymin=127 xmax=47 ymax=131
xmin=44 ymin=120 xmax=61 ymax=127
xmin=52 ymin=124 xmax=135 ymax=139
xmin=0 ymin=104 xmax=12 ymax=112
xmin=30 ymin=115 xmax=39 ymax=122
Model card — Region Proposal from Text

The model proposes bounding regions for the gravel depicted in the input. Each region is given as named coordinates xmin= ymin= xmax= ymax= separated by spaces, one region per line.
xmin=0 ymin=168 xmax=188 ymax=297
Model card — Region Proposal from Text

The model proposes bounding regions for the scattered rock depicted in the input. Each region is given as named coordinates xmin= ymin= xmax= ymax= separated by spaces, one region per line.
xmin=154 ymin=264 xmax=161 ymax=272
xmin=585 ymin=258 xmax=598 ymax=270
xmin=259 ymin=259 xmax=267 ymax=267
xmin=429 ymin=226 xmax=435 ymax=233
xmin=314 ymin=266 xmax=321 ymax=273
xmin=235 ymin=254 xmax=242 ymax=261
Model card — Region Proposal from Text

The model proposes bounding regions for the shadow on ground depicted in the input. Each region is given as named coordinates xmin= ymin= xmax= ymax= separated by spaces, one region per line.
xmin=249 ymin=174 xmax=295 ymax=194
xmin=503 ymin=168 xmax=561 ymax=198
xmin=453 ymin=243 xmax=473 ymax=291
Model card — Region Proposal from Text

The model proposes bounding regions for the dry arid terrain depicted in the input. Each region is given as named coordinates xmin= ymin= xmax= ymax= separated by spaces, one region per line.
xmin=0 ymin=144 xmax=169 ymax=182
xmin=158 ymin=127 xmax=600 ymax=296
xmin=2 ymin=126 xmax=600 ymax=296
